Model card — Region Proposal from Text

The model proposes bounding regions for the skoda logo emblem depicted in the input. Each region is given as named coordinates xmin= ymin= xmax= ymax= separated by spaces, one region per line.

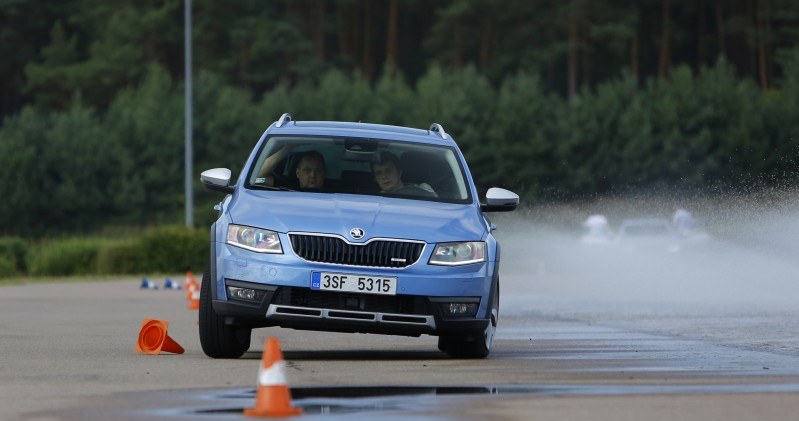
xmin=349 ymin=228 xmax=365 ymax=240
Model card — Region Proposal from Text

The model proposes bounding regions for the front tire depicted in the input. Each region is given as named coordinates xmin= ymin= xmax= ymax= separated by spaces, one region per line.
xmin=438 ymin=282 xmax=499 ymax=359
xmin=199 ymin=266 xmax=251 ymax=358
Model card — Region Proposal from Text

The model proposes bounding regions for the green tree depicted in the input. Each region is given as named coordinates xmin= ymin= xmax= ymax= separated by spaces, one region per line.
xmin=277 ymin=69 xmax=373 ymax=121
xmin=561 ymin=71 xmax=646 ymax=195
xmin=0 ymin=0 xmax=78 ymax=115
xmin=194 ymin=70 xmax=261 ymax=170
xmin=410 ymin=66 xmax=496 ymax=193
xmin=0 ymin=108 xmax=51 ymax=235
xmin=0 ymin=98 xmax=121 ymax=235
xmin=104 ymin=64 xmax=183 ymax=223
xmin=490 ymin=73 xmax=563 ymax=197
xmin=23 ymin=21 xmax=81 ymax=110
xmin=366 ymin=67 xmax=415 ymax=126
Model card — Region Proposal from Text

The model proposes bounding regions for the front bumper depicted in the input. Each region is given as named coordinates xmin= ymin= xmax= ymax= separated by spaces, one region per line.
xmin=211 ymin=280 xmax=488 ymax=337
xmin=211 ymin=235 xmax=496 ymax=336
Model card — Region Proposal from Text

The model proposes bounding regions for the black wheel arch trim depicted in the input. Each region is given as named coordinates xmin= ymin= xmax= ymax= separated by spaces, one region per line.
xmin=210 ymin=223 xmax=218 ymax=301
xmin=485 ymin=242 xmax=500 ymax=320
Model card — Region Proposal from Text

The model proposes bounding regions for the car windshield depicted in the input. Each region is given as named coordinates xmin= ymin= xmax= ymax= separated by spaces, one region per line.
xmin=246 ymin=135 xmax=472 ymax=204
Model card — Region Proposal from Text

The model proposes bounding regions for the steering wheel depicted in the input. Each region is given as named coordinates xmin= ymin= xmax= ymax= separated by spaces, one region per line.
xmin=270 ymin=171 xmax=293 ymax=187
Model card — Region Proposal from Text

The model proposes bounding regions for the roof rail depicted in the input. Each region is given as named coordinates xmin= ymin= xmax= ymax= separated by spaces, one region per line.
xmin=275 ymin=113 xmax=292 ymax=128
xmin=429 ymin=123 xmax=448 ymax=140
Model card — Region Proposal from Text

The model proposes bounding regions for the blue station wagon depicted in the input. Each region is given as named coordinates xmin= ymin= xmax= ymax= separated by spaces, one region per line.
xmin=199 ymin=114 xmax=519 ymax=358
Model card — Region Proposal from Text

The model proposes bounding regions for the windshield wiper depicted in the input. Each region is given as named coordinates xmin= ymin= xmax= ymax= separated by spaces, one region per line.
xmin=250 ymin=184 xmax=296 ymax=192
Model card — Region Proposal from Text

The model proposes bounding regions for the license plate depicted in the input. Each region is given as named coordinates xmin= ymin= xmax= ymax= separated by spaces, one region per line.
xmin=311 ymin=272 xmax=397 ymax=295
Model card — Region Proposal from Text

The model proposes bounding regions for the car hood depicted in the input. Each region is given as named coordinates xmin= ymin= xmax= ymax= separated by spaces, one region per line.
xmin=228 ymin=190 xmax=486 ymax=243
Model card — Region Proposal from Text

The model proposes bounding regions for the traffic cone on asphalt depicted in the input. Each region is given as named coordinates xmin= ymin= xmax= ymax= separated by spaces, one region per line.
xmin=185 ymin=280 xmax=198 ymax=301
xmin=187 ymin=288 xmax=200 ymax=310
xmin=135 ymin=319 xmax=185 ymax=355
xmin=244 ymin=338 xmax=302 ymax=417
xmin=140 ymin=277 xmax=159 ymax=289
xmin=164 ymin=278 xmax=182 ymax=290
xmin=185 ymin=271 xmax=199 ymax=291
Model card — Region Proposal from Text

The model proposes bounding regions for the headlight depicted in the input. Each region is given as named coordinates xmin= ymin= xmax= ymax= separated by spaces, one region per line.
xmin=226 ymin=225 xmax=283 ymax=253
xmin=429 ymin=242 xmax=486 ymax=266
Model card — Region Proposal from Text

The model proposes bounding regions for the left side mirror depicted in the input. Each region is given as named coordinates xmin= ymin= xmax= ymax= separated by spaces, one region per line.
xmin=480 ymin=187 xmax=519 ymax=212
xmin=201 ymin=168 xmax=235 ymax=194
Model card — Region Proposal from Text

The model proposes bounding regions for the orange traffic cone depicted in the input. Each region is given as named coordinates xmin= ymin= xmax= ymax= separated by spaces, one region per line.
xmin=185 ymin=271 xmax=199 ymax=291
xmin=187 ymin=288 xmax=200 ymax=310
xmin=185 ymin=279 xmax=198 ymax=301
xmin=244 ymin=338 xmax=302 ymax=417
xmin=135 ymin=319 xmax=185 ymax=355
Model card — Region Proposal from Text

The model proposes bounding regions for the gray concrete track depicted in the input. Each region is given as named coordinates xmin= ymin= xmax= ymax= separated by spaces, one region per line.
xmin=3 ymin=277 xmax=798 ymax=421
xmin=3 ymin=215 xmax=799 ymax=420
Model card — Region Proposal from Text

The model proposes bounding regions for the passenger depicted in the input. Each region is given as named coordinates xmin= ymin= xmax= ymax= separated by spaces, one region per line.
xmin=371 ymin=151 xmax=436 ymax=197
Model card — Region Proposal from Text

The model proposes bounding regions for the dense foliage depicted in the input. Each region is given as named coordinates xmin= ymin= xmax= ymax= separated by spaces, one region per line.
xmin=3 ymin=226 xmax=208 ymax=278
xmin=1 ymin=1 xmax=798 ymax=238
xmin=4 ymin=0 xmax=799 ymax=115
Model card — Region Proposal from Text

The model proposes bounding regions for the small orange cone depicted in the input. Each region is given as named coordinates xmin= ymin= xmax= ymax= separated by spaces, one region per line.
xmin=185 ymin=271 xmax=199 ymax=291
xmin=187 ymin=288 xmax=200 ymax=310
xmin=185 ymin=280 xmax=198 ymax=301
xmin=244 ymin=338 xmax=302 ymax=417
xmin=135 ymin=319 xmax=185 ymax=355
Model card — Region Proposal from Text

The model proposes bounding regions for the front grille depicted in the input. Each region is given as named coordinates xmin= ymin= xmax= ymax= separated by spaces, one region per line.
xmin=289 ymin=234 xmax=424 ymax=268
xmin=272 ymin=287 xmax=433 ymax=315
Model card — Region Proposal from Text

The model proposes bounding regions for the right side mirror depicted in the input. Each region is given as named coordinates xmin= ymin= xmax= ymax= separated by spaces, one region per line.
xmin=200 ymin=168 xmax=235 ymax=194
xmin=480 ymin=187 xmax=519 ymax=212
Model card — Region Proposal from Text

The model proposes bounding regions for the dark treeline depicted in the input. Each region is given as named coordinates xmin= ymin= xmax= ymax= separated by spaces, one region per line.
xmin=1 ymin=0 xmax=799 ymax=237
xmin=4 ymin=0 xmax=799 ymax=114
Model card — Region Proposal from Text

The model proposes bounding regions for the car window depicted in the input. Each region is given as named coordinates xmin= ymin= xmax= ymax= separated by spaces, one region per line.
xmin=247 ymin=135 xmax=472 ymax=204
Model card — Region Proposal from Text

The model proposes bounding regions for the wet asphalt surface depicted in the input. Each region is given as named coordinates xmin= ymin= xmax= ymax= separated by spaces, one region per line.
xmin=3 ymin=211 xmax=799 ymax=421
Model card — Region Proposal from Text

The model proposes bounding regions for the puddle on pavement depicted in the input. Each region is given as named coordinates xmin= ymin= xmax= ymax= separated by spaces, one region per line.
xmin=192 ymin=386 xmax=508 ymax=416
xmin=187 ymin=384 xmax=799 ymax=417
xmin=46 ymin=383 xmax=799 ymax=420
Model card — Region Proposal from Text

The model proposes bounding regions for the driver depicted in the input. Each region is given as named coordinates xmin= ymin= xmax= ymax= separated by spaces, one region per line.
xmin=256 ymin=146 xmax=326 ymax=190
xmin=294 ymin=151 xmax=326 ymax=190
xmin=371 ymin=151 xmax=435 ymax=197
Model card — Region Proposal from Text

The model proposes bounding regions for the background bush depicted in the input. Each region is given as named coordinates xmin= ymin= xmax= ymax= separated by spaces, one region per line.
xmin=10 ymin=226 xmax=208 ymax=277
xmin=0 ymin=256 xmax=16 ymax=278
xmin=137 ymin=225 xmax=208 ymax=274
xmin=94 ymin=239 xmax=146 ymax=275
xmin=0 ymin=237 xmax=27 ymax=278
xmin=0 ymin=237 xmax=27 ymax=277
xmin=27 ymin=237 xmax=103 ymax=276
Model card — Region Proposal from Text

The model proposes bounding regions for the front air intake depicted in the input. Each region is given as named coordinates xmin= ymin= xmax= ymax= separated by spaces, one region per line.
xmin=289 ymin=234 xmax=424 ymax=268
